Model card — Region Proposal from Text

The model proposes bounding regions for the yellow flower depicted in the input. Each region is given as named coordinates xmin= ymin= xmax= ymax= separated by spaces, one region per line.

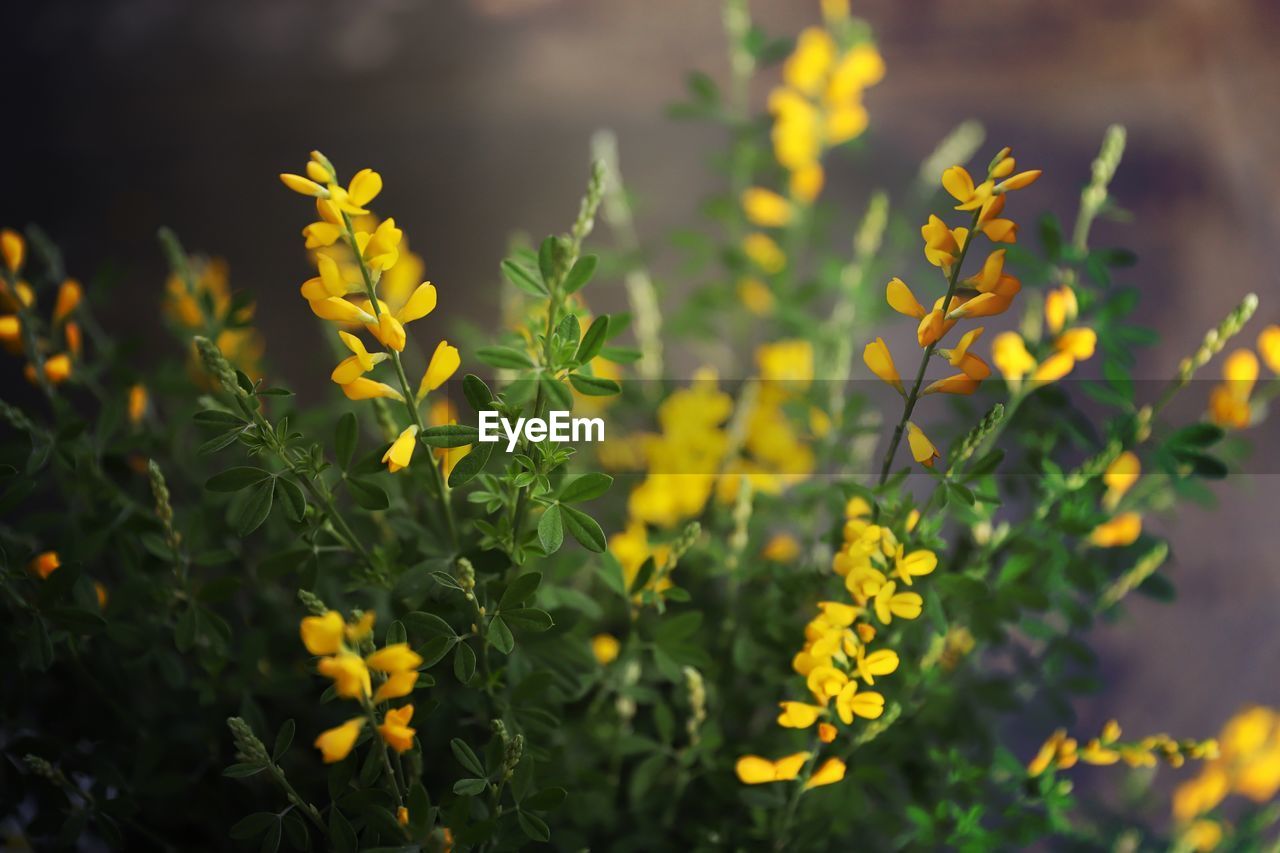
xmin=873 ymin=581 xmax=922 ymax=624
xmin=396 ymin=283 xmax=438 ymax=324
xmin=373 ymin=670 xmax=419 ymax=704
xmin=1103 ymin=451 xmax=1140 ymax=509
xmin=1030 ymin=351 xmax=1077 ymax=386
xmin=905 ymin=422 xmax=939 ymax=468
xmin=591 ymin=633 xmax=620 ymax=666
xmin=735 ymin=752 xmax=811 ymax=785
xmin=886 ymin=277 xmax=926 ymax=319
xmin=921 ymin=215 xmax=963 ymax=269
xmin=366 ymin=643 xmax=424 ymax=673
xmin=852 ymin=645 xmax=899 ymax=685
xmin=378 ymin=704 xmax=417 ymax=753
xmin=29 ymin=551 xmax=61 ymax=579
xmin=805 ymin=757 xmax=847 ymax=789
xmin=863 ymin=337 xmax=902 ymax=394
xmin=1259 ymin=325 xmax=1280 ymax=373
xmin=783 ymin=28 xmax=836 ymax=97
xmin=1180 ymin=819 xmax=1223 ymax=852
xmin=1090 ymin=512 xmax=1142 ymax=548
xmin=818 ymin=722 xmax=837 ymax=743
xmin=346 ymin=168 xmax=384 ymax=209
xmin=789 ymin=164 xmax=824 ymax=204
xmin=382 ymin=425 xmax=419 ymax=474
xmin=742 ymin=188 xmax=794 ymax=228
xmin=1208 ymin=348 xmax=1258 ymax=429
xmin=762 ymin=533 xmax=801 ymax=562
xmin=806 ymin=664 xmax=849 ymax=702
xmin=921 ymin=373 xmax=979 ymax=396
xmin=1028 ymin=729 xmax=1078 ymax=776
xmin=317 ymin=653 xmax=372 ymax=699
xmin=361 ymin=219 xmax=403 ymax=271
xmin=1044 ymin=285 xmax=1078 ymax=335
xmin=397 ymin=807 xmax=410 ymax=827
xmin=53 ymin=279 xmax=82 ymax=324
xmin=314 ymin=718 xmax=365 ymax=764
xmin=743 ymin=233 xmax=786 ymax=275
xmin=892 ymin=549 xmax=937 ymax=586
xmin=1055 ymin=327 xmax=1097 ymax=360
xmin=1172 ymin=766 xmax=1229 ymax=822
xmin=346 ymin=611 xmax=376 ymax=642
xmin=756 ymin=339 xmax=813 ymax=385
xmin=127 ymin=384 xmax=148 ymax=425
xmin=777 ymin=701 xmax=825 ymax=729
xmin=1 ymin=228 xmax=24 ymax=272
xmin=737 ymin=277 xmax=776 ymax=316
xmin=941 ymin=327 xmax=990 ymax=380
xmin=310 ymin=296 xmax=374 ymax=325
xmin=341 ymin=378 xmax=403 ymax=402
xmin=280 ymin=173 xmax=328 ymax=197
xmin=300 ymin=611 xmax=346 ymax=656
xmin=835 ymin=681 xmax=885 ymax=724
xmin=331 ymin=331 xmax=387 ymax=385
xmin=418 ymin=341 xmax=461 ymax=399
xmin=1079 ymin=738 xmax=1121 ymax=765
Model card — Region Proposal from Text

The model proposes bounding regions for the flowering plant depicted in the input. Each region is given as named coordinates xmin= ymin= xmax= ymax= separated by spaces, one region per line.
xmin=3 ymin=2 xmax=1279 ymax=851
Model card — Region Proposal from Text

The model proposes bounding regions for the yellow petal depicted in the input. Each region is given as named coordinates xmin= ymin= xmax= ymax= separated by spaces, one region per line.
xmin=418 ymin=341 xmax=461 ymax=398
xmin=886 ymin=277 xmax=926 ymax=319
xmin=314 ymin=718 xmax=365 ymax=764
xmin=805 ymin=757 xmax=847 ymax=789
xmin=863 ymin=337 xmax=902 ymax=393
xmin=396 ymin=283 xmax=438 ymax=324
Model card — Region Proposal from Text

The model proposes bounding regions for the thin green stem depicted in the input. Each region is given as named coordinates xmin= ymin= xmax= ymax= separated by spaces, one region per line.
xmin=876 ymin=210 xmax=983 ymax=486
xmin=773 ymin=739 xmax=822 ymax=850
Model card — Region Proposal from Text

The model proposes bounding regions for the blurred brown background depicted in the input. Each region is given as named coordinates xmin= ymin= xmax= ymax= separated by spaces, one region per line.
xmin=4 ymin=0 xmax=1278 ymax=787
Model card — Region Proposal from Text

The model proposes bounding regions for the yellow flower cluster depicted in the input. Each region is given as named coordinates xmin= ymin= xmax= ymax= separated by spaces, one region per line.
xmin=864 ymin=148 xmax=1041 ymax=467
xmin=279 ymin=152 xmax=461 ymax=473
xmin=1028 ymin=718 xmax=1217 ymax=777
xmin=1089 ymin=450 xmax=1143 ymax=548
xmin=1208 ymin=325 xmax=1279 ymax=429
xmin=991 ymin=284 xmax=1097 ymax=389
xmin=1 ymin=229 xmax=81 ymax=387
xmin=766 ymin=8 xmax=884 ymax=205
xmin=300 ymin=609 xmax=423 ymax=763
xmin=163 ymin=255 xmax=265 ymax=381
xmin=1173 ymin=705 xmax=1280 ymax=826
xmin=736 ymin=497 xmax=936 ymax=789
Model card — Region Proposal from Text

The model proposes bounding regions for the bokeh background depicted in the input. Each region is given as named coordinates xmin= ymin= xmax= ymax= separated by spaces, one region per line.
xmin=4 ymin=0 xmax=1278 ymax=801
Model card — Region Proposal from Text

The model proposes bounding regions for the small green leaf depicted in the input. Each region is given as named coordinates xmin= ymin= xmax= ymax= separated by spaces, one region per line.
xmin=234 ymin=478 xmax=275 ymax=536
xmin=537 ymin=504 xmax=563 ymax=554
xmin=206 ymin=466 xmax=270 ymax=492
xmin=448 ymin=441 xmax=494 ymax=488
xmin=517 ymin=811 xmax=550 ymax=843
xmin=346 ymin=478 xmax=389 ymax=511
xmin=335 ymin=412 xmax=358 ymax=468
xmin=561 ymin=254 xmax=598 ymax=295
xmin=538 ymin=236 xmax=559 ymax=286
xmin=561 ymin=504 xmax=606 ymax=552
xmin=500 ymin=259 xmax=547 ymax=297
xmin=462 ymin=374 xmax=494 ymax=411
xmin=453 ymin=641 xmax=477 ymax=683
xmin=475 ymin=346 xmax=534 ymax=370
xmin=559 ymin=473 xmax=612 ymax=504
xmin=453 ymin=777 xmax=488 ymax=797
xmin=419 ymin=424 xmax=479 ymax=448
xmin=568 ymin=373 xmax=620 ymax=396
xmin=501 ymin=571 xmax=542 ymax=609
xmin=277 ymin=477 xmax=306 ymax=522
xmin=630 ymin=557 xmax=656 ymax=594
xmin=574 ymin=314 xmax=609 ymax=364
xmin=501 ymin=608 xmax=554 ymax=632
xmin=487 ymin=616 xmax=514 ymax=655
xmin=230 ymin=812 xmax=278 ymax=840
xmin=403 ymin=611 xmax=456 ymax=639
xmin=273 ymin=719 xmax=295 ymax=761
xmin=451 ymin=738 xmax=486 ymax=776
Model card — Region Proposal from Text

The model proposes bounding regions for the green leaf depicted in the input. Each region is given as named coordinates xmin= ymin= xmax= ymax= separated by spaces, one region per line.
xmin=453 ymin=641 xmax=477 ymax=683
xmin=346 ymin=478 xmax=389 ymax=511
xmin=230 ymin=812 xmax=278 ymax=840
xmin=273 ymin=719 xmax=295 ymax=761
xmin=335 ymin=412 xmax=357 ymax=468
xmin=487 ymin=616 xmax=515 ymax=655
xmin=453 ymin=778 xmax=488 ymax=797
xmin=206 ymin=466 xmax=270 ymax=492
xmin=561 ymin=504 xmax=607 ymax=552
xmin=277 ymin=477 xmax=306 ymax=522
xmin=223 ymin=763 xmax=265 ymax=779
xmin=234 ymin=478 xmax=275 ymax=536
xmin=569 ymin=373 xmax=620 ymax=397
xmin=430 ymin=571 xmax=464 ymax=591
xmin=537 ymin=504 xmax=563 ymax=554
xmin=451 ymin=738 xmax=486 ymax=776
xmin=599 ymin=552 xmax=628 ymax=599
xmin=559 ymin=472 xmax=612 ymax=504
xmin=501 ymin=571 xmax=542 ymax=609
xmin=574 ymin=314 xmax=609 ymax=364
xmin=517 ymin=811 xmax=550 ymax=843
xmin=404 ymin=611 xmax=457 ymax=639
xmin=462 ymin=374 xmax=494 ymax=411
xmin=448 ymin=440 xmax=494 ymax=488
xmin=540 ymin=375 xmax=573 ymax=411
xmin=193 ymin=409 xmax=244 ymax=428
xmin=561 ymin=254 xmax=598 ymax=295
xmin=419 ymin=424 xmax=479 ymax=448
xmin=538 ymin=236 xmax=560 ymax=287
xmin=501 ymin=608 xmax=554 ymax=632
xmin=630 ymin=557 xmax=656 ymax=595
xmin=475 ymin=346 xmax=534 ymax=370
xmin=500 ymin=259 xmax=547 ymax=297
xmin=1168 ymin=423 xmax=1224 ymax=448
